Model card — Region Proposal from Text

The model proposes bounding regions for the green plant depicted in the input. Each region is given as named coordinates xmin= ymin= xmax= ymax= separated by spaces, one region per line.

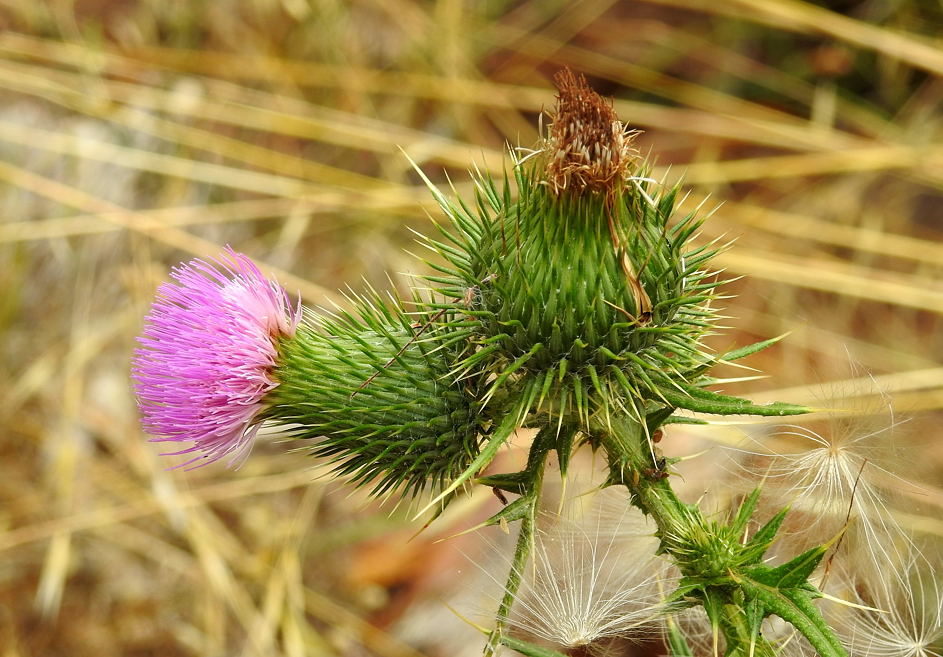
xmin=134 ymin=70 xmax=873 ymax=657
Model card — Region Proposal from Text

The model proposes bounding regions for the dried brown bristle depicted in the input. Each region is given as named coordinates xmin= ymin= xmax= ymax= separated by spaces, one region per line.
xmin=544 ymin=68 xmax=638 ymax=196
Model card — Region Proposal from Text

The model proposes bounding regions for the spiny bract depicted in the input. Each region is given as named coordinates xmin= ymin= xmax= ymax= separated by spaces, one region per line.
xmin=262 ymin=294 xmax=485 ymax=498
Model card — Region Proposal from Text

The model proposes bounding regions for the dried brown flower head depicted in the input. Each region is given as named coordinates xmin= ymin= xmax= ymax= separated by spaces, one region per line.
xmin=544 ymin=69 xmax=639 ymax=197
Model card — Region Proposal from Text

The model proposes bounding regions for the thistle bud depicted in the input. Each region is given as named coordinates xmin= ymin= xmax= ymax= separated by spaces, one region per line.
xmin=421 ymin=69 xmax=725 ymax=437
xmin=544 ymin=68 xmax=639 ymax=197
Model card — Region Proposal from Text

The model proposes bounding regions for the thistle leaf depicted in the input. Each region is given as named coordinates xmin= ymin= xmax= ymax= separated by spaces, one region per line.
xmin=718 ymin=334 xmax=789 ymax=363
xmin=645 ymin=405 xmax=677 ymax=434
xmin=662 ymin=415 xmax=708 ymax=426
xmin=741 ymin=507 xmax=790 ymax=564
xmin=748 ymin=546 xmax=827 ymax=590
xmin=553 ymin=427 xmax=576 ymax=477
xmin=736 ymin=574 xmax=848 ymax=657
xmin=652 ymin=379 xmax=812 ymax=417
xmin=729 ymin=488 xmax=763 ymax=538
xmin=476 ymin=471 xmax=530 ymax=495
xmin=482 ymin=496 xmax=532 ymax=526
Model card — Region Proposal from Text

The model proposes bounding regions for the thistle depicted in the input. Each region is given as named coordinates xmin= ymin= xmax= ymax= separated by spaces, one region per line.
xmin=408 ymin=69 xmax=841 ymax=657
xmin=132 ymin=247 xmax=300 ymax=468
xmin=133 ymin=70 xmax=858 ymax=657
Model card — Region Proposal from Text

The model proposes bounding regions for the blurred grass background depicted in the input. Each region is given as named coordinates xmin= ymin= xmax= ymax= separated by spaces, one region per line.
xmin=0 ymin=1 xmax=941 ymax=655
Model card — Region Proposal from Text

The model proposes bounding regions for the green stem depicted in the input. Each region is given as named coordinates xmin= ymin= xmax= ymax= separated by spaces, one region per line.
xmin=599 ymin=415 xmax=704 ymax=561
xmin=483 ymin=428 xmax=552 ymax=657
xmin=484 ymin=499 xmax=537 ymax=657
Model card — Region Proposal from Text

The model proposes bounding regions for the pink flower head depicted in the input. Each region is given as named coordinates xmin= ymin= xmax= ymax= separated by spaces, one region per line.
xmin=132 ymin=247 xmax=300 ymax=468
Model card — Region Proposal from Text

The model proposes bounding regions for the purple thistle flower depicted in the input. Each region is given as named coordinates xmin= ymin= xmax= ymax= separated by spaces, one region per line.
xmin=132 ymin=247 xmax=300 ymax=468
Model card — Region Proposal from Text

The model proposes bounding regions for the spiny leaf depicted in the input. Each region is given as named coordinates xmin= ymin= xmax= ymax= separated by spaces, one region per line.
xmin=482 ymin=496 xmax=531 ymax=526
xmin=483 ymin=343 xmax=543 ymax=403
xmin=748 ymin=545 xmax=827 ymax=590
xmin=741 ymin=507 xmax=790 ymax=564
xmin=736 ymin=575 xmax=847 ymax=657
xmin=730 ymin=488 xmax=762 ymax=538
xmin=476 ymin=471 xmax=530 ymax=495
xmin=645 ymin=405 xmax=677 ymax=434
xmin=553 ymin=427 xmax=576 ymax=476
xmin=718 ymin=334 xmax=788 ymax=363
xmin=662 ymin=415 xmax=708 ymax=426
xmin=652 ymin=379 xmax=812 ymax=417
xmin=743 ymin=596 xmax=767 ymax=657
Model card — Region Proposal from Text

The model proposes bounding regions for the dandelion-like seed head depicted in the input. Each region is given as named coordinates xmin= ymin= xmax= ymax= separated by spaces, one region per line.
xmin=507 ymin=490 xmax=671 ymax=650
xmin=132 ymin=247 xmax=299 ymax=468
xmin=730 ymin=385 xmax=912 ymax=576
xmin=835 ymin=556 xmax=943 ymax=657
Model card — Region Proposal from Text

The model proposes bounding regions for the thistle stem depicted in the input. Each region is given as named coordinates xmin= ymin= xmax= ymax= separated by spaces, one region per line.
xmin=484 ymin=499 xmax=537 ymax=657
xmin=600 ymin=415 xmax=702 ymax=559
xmin=484 ymin=428 xmax=552 ymax=657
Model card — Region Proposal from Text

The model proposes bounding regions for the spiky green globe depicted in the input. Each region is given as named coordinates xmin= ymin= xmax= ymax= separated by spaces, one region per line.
xmin=262 ymin=300 xmax=483 ymax=497
xmin=421 ymin=164 xmax=723 ymax=432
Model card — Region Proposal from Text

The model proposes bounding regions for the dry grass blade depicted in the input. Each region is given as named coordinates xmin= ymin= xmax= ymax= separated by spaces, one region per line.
xmin=698 ymin=200 xmax=943 ymax=269
xmin=0 ymin=118 xmax=326 ymax=197
xmin=0 ymin=467 xmax=319 ymax=553
xmin=0 ymin=160 xmax=331 ymax=303
xmin=677 ymin=145 xmax=943 ymax=185
xmin=0 ymin=58 xmax=390 ymax=190
xmin=716 ymin=249 xmax=943 ymax=313
xmin=691 ymin=0 xmax=943 ymax=77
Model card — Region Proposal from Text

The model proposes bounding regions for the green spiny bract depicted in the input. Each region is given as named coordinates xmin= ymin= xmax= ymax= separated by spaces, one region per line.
xmin=421 ymin=160 xmax=723 ymax=433
xmin=261 ymin=296 xmax=484 ymax=498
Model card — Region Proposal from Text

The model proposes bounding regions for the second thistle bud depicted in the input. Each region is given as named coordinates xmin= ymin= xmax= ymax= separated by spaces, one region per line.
xmin=424 ymin=69 xmax=722 ymax=437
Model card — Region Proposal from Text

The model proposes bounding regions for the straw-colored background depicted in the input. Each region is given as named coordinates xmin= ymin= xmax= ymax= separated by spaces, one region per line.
xmin=1 ymin=1 xmax=941 ymax=656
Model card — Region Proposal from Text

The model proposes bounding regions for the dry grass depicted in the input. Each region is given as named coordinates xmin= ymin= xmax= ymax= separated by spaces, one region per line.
xmin=0 ymin=2 xmax=941 ymax=656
